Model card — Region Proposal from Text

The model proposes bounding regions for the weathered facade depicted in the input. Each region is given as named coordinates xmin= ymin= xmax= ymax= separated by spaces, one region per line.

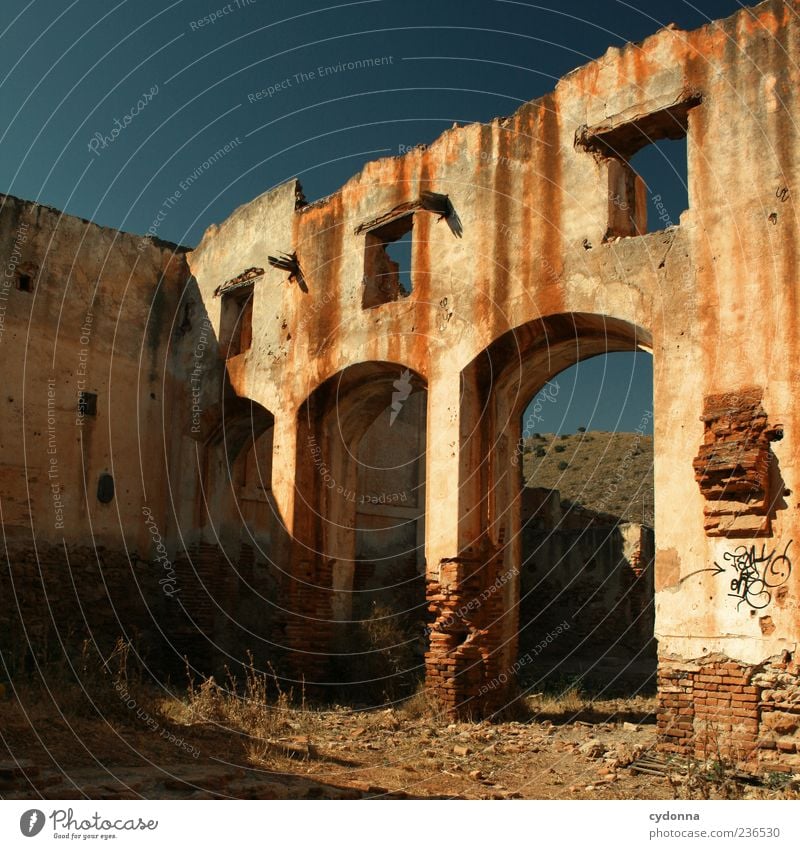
xmin=1 ymin=0 xmax=799 ymax=771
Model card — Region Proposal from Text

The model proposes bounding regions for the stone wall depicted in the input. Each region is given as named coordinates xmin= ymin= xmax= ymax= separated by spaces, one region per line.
xmin=0 ymin=193 xmax=189 ymax=674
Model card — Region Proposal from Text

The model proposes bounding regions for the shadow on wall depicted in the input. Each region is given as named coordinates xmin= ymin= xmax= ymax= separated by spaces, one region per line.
xmin=518 ymin=488 xmax=656 ymax=696
xmin=153 ymin=276 xmax=293 ymax=683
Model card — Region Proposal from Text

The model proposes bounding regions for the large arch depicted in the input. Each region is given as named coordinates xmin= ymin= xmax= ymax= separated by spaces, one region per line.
xmin=286 ymin=360 xmax=428 ymax=691
xmin=425 ymin=313 xmax=653 ymax=715
xmin=515 ymin=352 xmax=656 ymax=698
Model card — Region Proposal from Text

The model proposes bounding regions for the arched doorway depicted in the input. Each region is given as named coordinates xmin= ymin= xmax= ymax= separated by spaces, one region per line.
xmin=175 ymin=396 xmax=279 ymax=674
xmin=426 ymin=313 xmax=653 ymax=716
xmin=288 ymin=361 xmax=428 ymax=699
xmin=517 ymin=350 xmax=655 ymax=700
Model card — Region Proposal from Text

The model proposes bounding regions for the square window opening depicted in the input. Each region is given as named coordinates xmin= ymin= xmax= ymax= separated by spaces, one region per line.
xmin=362 ymin=214 xmax=413 ymax=309
xmin=627 ymin=136 xmax=688 ymax=234
xmin=78 ymin=391 xmax=97 ymax=417
xmin=583 ymin=98 xmax=697 ymax=240
xmin=220 ymin=285 xmax=254 ymax=357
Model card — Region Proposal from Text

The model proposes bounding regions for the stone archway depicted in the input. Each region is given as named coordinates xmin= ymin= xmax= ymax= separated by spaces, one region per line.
xmin=425 ymin=313 xmax=653 ymax=716
xmin=515 ymin=351 xmax=655 ymax=699
xmin=285 ymin=361 xmax=428 ymax=691
xmin=174 ymin=396 xmax=279 ymax=673
xmin=199 ymin=397 xmax=275 ymax=546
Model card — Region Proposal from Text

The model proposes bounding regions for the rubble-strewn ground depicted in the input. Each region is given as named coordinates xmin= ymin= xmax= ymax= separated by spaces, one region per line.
xmin=2 ymin=675 xmax=797 ymax=800
xmin=0 ymin=687 xmax=664 ymax=799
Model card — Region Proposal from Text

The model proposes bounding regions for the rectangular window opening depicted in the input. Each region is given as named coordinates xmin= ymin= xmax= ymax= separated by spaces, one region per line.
xmin=78 ymin=391 xmax=97 ymax=417
xmin=628 ymin=135 xmax=688 ymax=234
xmin=17 ymin=273 xmax=33 ymax=292
xmin=362 ymin=214 xmax=413 ymax=309
xmin=582 ymin=98 xmax=698 ymax=240
xmin=220 ymin=285 xmax=254 ymax=358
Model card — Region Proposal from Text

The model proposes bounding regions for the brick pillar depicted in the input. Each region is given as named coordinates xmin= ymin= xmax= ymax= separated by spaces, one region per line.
xmin=657 ymin=658 xmax=697 ymax=755
xmin=424 ymin=372 xmax=517 ymax=716
xmin=426 ymin=548 xmax=513 ymax=716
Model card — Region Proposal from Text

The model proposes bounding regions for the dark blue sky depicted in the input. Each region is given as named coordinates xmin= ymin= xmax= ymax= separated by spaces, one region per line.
xmin=522 ymin=351 xmax=653 ymax=436
xmin=1 ymin=0 xmax=745 ymax=432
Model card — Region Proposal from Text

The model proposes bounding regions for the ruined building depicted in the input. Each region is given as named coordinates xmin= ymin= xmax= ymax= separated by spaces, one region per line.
xmin=1 ymin=0 xmax=798 ymax=772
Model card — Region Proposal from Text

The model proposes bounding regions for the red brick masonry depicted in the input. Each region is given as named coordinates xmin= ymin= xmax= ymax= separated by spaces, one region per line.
xmin=658 ymin=653 xmax=800 ymax=773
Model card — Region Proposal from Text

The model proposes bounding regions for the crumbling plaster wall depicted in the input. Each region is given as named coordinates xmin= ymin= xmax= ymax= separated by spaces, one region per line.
xmin=186 ymin=0 xmax=799 ymax=682
xmin=1 ymin=0 xmax=798 ymax=765
xmin=0 ymin=193 xmax=189 ymax=667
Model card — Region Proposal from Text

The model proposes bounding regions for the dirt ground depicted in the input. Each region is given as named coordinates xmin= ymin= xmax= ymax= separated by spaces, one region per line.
xmin=4 ymin=672 xmax=798 ymax=802
xmin=0 ymin=689 xmax=700 ymax=800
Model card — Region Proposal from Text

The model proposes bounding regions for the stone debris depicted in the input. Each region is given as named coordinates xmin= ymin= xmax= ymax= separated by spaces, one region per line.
xmin=578 ymin=739 xmax=607 ymax=759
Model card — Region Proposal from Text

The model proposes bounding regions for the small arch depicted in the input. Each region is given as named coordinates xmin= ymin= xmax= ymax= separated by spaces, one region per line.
xmin=176 ymin=393 xmax=279 ymax=676
xmin=202 ymin=395 xmax=274 ymax=465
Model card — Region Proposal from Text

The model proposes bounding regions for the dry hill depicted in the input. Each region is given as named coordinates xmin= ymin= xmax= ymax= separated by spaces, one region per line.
xmin=522 ymin=431 xmax=654 ymax=525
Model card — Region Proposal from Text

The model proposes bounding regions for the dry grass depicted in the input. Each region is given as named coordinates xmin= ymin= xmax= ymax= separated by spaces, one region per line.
xmin=332 ymin=601 xmax=424 ymax=704
xmin=164 ymin=654 xmax=331 ymax=765
xmin=4 ymin=645 xmax=798 ymax=800
xmin=399 ymin=686 xmax=449 ymax=722
xmin=3 ymin=638 xmax=798 ymax=801
xmin=665 ymin=757 xmax=800 ymax=800
xmin=527 ymin=683 xmax=589 ymax=716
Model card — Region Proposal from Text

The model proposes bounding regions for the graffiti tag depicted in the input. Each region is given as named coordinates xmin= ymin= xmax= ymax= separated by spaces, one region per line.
xmin=715 ymin=540 xmax=792 ymax=611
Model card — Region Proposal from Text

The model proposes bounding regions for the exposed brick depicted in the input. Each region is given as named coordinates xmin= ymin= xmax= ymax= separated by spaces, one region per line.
xmin=658 ymin=654 xmax=800 ymax=774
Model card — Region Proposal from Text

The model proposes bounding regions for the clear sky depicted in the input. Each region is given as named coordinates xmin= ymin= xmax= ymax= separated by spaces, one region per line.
xmin=1 ymin=0 xmax=744 ymax=433
xmin=522 ymin=351 xmax=653 ymax=436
